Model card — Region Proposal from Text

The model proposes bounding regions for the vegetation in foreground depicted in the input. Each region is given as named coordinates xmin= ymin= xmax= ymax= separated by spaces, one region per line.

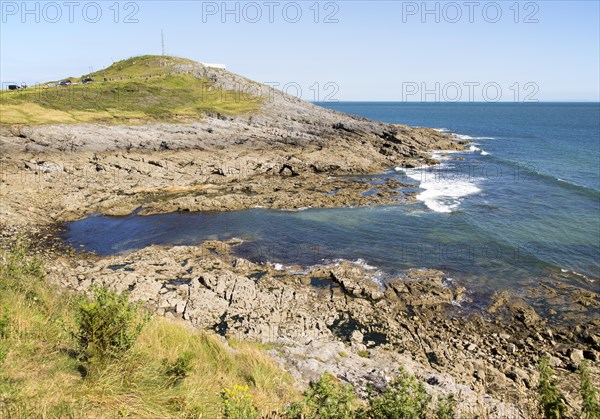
xmin=0 ymin=240 xmax=297 ymax=417
xmin=1 ymin=240 xmax=598 ymax=418
xmin=0 ymin=55 xmax=262 ymax=125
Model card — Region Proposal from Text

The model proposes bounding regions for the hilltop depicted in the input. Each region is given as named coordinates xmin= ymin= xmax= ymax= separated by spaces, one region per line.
xmin=0 ymin=55 xmax=262 ymax=125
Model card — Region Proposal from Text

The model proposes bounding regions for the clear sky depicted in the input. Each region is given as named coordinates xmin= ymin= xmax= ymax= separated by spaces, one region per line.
xmin=1 ymin=1 xmax=599 ymax=101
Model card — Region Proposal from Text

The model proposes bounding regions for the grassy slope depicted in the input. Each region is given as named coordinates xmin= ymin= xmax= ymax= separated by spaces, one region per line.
xmin=0 ymin=55 xmax=262 ymax=125
xmin=0 ymin=242 xmax=298 ymax=418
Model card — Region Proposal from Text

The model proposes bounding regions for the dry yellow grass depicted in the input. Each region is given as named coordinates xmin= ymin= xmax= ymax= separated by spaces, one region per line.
xmin=0 ymin=241 xmax=299 ymax=418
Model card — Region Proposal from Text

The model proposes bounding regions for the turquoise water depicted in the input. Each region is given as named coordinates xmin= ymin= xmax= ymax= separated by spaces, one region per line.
xmin=64 ymin=103 xmax=600 ymax=296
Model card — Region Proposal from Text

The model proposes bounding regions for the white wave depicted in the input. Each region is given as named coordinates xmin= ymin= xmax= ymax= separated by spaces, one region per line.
xmin=367 ymin=271 xmax=386 ymax=287
xmin=430 ymin=150 xmax=465 ymax=162
xmin=269 ymin=262 xmax=284 ymax=271
xmin=452 ymin=133 xmax=496 ymax=141
xmin=395 ymin=145 xmax=486 ymax=212
xmin=353 ymin=258 xmax=378 ymax=270
xmin=433 ymin=128 xmax=449 ymax=133
xmin=557 ymin=178 xmax=589 ymax=189
xmin=394 ymin=149 xmax=465 ymax=173
xmin=417 ymin=182 xmax=481 ymax=213
xmin=468 ymin=145 xmax=490 ymax=156
xmin=559 ymin=268 xmax=595 ymax=283
xmin=332 ymin=258 xmax=378 ymax=270
xmin=450 ymin=296 xmax=469 ymax=307
xmin=570 ymin=270 xmax=593 ymax=282
xmin=403 ymin=164 xmax=482 ymax=213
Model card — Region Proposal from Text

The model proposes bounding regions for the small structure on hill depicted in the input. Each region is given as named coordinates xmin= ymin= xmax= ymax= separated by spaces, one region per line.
xmin=201 ymin=62 xmax=226 ymax=69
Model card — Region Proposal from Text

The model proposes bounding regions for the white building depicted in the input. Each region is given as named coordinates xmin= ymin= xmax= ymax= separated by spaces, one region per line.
xmin=201 ymin=62 xmax=226 ymax=69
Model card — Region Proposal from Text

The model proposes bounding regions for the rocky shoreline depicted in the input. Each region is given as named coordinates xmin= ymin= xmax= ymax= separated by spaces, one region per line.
xmin=0 ymin=116 xmax=462 ymax=226
xmin=1 ymin=226 xmax=598 ymax=417
xmin=1 ymin=63 xmax=598 ymax=417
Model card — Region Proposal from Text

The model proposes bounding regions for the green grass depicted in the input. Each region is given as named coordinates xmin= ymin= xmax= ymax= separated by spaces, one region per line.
xmin=0 ymin=55 xmax=263 ymax=125
xmin=537 ymin=356 xmax=567 ymax=419
xmin=0 ymin=239 xmax=298 ymax=418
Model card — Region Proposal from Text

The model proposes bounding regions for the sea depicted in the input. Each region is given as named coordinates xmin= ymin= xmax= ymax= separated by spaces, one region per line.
xmin=64 ymin=102 xmax=600 ymax=303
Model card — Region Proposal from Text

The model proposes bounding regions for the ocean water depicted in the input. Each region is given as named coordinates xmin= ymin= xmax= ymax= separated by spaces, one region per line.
xmin=64 ymin=103 xmax=600 ymax=298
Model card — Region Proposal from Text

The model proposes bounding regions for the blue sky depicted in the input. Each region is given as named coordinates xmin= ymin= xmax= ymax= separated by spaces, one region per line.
xmin=1 ymin=1 xmax=599 ymax=101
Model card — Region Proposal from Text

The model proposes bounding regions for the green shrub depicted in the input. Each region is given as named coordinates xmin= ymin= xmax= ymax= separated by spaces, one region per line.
xmin=164 ymin=351 xmax=195 ymax=385
xmin=75 ymin=286 xmax=149 ymax=362
xmin=221 ymin=384 xmax=258 ymax=419
xmin=537 ymin=356 xmax=567 ymax=419
xmin=579 ymin=360 xmax=600 ymax=419
xmin=285 ymin=372 xmax=355 ymax=419
xmin=435 ymin=394 xmax=457 ymax=419
xmin=361 ymin=369 xmax=431 ymax=419
xmin=0 ymin=239 xmax=45 ymax=290
xmin=0 ymin=309 xmax=9 ymax=339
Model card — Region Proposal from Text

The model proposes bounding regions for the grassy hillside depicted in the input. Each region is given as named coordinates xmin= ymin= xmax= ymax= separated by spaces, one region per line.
xmin=0 ymin=56 xmax=262 ymax=125
xmin=0 ymin=241 xmax=298 ymax=418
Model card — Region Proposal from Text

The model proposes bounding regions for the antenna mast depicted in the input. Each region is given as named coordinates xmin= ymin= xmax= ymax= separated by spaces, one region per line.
xmin=161 ymin=30 xmax=165 ymax=56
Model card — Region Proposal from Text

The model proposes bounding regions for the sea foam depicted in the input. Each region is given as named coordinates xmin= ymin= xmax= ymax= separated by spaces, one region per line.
xmin=399 ymin=153 xmax=482 ymax=213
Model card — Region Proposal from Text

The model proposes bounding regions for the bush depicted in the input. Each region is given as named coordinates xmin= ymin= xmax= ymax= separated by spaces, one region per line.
xmin=435 ymin=394 xmax=457 ymax=419
xmin=0 ymin=238 xmax=44 ymax=283
xmin=0 ymin=309 xmax=9 ymax=339
xmin=579 ymin=360 xmax=600 ymax=419
xmin=285 ymin=372 xmax=355 ymax=419
xmin=537 ymin=356 xmax=567 ymax=419
xmin=360 ymin=369 xmax=431 ymax=419
xmin=164 ymin=351 xmax=195 ymax=385
xmin=75 ymin=286 xmax=149 ymax=362
xmin=221 ymin=384 xmax=258 ymax=419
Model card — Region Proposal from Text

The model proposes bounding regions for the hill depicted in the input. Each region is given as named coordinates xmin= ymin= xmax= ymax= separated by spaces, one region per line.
xmin=0 ymin=56 xmax=262 ymax=125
